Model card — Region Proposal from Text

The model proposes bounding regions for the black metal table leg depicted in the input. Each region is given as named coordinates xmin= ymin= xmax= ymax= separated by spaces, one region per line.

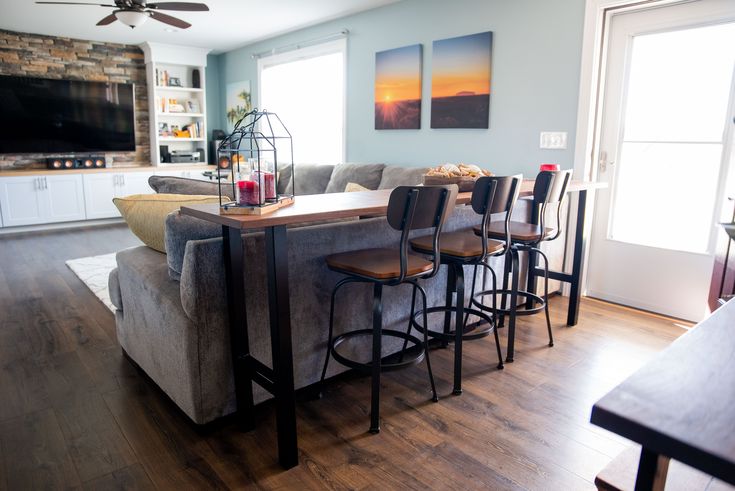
xmin=453 ymin=263 xmax=464 ymax=395
xmin=634 ymin=447 xmax=670 ymax=491
xmin=222 ymin=225 xmax=255 ymax=431
xmin=264 ymin=225 xmax=298 ymax=469
xmin=567 ymin=190 xmax=589 ymax=326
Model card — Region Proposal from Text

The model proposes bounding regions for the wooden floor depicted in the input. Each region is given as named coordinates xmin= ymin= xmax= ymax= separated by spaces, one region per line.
xmin=0 ymin=224 xmax=689 ymax=490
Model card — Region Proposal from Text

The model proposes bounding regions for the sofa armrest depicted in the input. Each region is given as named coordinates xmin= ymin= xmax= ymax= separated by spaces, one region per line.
xmin=109 ymin=267 xmax=123 ymax=311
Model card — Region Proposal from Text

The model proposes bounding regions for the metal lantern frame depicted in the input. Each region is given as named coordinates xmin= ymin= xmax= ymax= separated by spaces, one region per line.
xmin=216 ymin=109 xmax=295 ymax=211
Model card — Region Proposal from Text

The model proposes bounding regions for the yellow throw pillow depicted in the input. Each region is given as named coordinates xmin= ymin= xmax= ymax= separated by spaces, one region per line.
xmin=113 ymin=193 xmax=222 ymax=253
xmin=345 ymin=182 xmax=370 ymax=192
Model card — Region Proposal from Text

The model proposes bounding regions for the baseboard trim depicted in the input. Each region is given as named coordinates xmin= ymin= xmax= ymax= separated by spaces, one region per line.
xmin=0 ymin=218 xmax=125 ymax=236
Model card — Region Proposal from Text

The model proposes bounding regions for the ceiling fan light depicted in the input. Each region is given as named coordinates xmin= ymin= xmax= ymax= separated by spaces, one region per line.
xmin=115 ymin=10 xmax=149 ymax=28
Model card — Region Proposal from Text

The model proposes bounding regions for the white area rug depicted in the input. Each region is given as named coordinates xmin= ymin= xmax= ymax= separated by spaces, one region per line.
xmin=66 ymin=252 xmax=118 ymax=312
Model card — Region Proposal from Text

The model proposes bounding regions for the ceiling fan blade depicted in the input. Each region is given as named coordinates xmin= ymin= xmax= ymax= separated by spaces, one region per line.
xmin=149 ymin=10 xmax=191 ymax=29
xmin=96 ymin=13 xmax=118 ymax=25
xmin=36 ymin=1 xmax=116 ymax=5
xmin=147 ymin=2 xmax=208 ymax=11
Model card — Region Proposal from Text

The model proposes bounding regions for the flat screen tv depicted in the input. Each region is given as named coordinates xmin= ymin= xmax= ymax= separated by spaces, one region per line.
xmin=0 ymin=75 xmax=135 ymax=154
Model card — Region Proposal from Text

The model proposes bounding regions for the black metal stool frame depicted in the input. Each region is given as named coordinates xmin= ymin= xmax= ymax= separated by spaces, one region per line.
xmin=472 ymin=170 xmax=572 ymax=362
xmin=320 ymin=185 xmax=458 ymax=434
xmin=408 ymin=175 xmax=522 ymax=395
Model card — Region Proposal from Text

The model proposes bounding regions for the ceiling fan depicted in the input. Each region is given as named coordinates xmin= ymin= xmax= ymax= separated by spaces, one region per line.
xmin=35 ymin=0 xmax=209 ymax=29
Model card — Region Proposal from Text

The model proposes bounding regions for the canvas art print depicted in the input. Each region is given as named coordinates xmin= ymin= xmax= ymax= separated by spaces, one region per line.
xmin=375 ymin=44 xmax=422 ymax=130
xmin=226 ymin=80 xmax=252 ymax=130
xmin=431 ymin=31 xmax=492 ymax=129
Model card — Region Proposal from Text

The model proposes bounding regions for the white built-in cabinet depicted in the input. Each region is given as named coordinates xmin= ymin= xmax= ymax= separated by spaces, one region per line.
xmin=0 ymin=174 xmax=86 ymax=227
xmin=140 ymin=43 xmax=211 ymax=166
xmin=0 ymin=167 xmax=214 ymax=229
xmin=83 ymin=172 xmax=157 ymax=220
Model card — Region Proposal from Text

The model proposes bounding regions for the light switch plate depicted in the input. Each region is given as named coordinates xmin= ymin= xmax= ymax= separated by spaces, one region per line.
xmin=540 ymin=131 xmax=567 ymax=149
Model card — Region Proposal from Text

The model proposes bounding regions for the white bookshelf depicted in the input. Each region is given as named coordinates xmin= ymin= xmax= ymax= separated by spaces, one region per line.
xmin=140 ymin=43 xmax=211 ymax=166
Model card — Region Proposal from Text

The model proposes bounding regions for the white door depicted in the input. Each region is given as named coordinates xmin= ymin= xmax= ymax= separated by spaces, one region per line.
xmin=83 ymin=173 xmax=120 ymax=219
xmin=0 ymin=176 xmax=46 ymax=227
xmin=587 ymin=0 xmax=735 ymax=322
xmin=44 ymin=174 xmax=86 ymax=223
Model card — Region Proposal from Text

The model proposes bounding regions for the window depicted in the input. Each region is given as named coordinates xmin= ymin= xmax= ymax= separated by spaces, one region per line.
xmin=258 ymin=39 xmax=346 ymax=166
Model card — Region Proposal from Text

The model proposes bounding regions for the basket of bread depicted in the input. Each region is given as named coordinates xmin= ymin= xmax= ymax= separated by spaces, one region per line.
xmin=423 ymin=163 xmax=493 ymax=192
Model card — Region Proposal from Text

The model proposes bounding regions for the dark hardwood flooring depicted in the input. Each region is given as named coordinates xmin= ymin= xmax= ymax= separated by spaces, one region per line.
xmin=0 ymin=224 xmax=689 ymax=490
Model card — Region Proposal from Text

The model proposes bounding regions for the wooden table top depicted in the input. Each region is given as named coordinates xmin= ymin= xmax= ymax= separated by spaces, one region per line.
xmin=180 ymin=179 xmax=604 ymax=230
xmin=591 ymin=299 xmax=735 ymax=485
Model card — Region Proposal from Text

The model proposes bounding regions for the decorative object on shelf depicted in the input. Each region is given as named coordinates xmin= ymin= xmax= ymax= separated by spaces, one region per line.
xmin=192 ymin=68 xmax=201 ymax=89
xmin=186 ymin=99 xmax=200 ymax=113
xmin=225 ymin=80 xmax=252 ymax=131
xmin=431 ymin=31 xmax=492 ymax=129
xmin=217 ymin=109 xmax=295 ymax=216
xmin=168 ymin=77 xmax=182 ymax=87
xmin=375 ymin=44 xmax=422 ymax=130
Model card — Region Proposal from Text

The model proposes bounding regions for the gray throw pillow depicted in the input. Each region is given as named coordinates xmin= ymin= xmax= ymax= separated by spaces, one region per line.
xmin=148 ymin=175 xmax=234 ymax=200
xmin=378 ymin=166 xmax=429 ymax=189
xmin=286 ymin=164 xmax=335 ymax=195
xmin=164 ymin=211 xmax=222 ymax=280
xmin=325 ymin=163 xmax=386 ymax=193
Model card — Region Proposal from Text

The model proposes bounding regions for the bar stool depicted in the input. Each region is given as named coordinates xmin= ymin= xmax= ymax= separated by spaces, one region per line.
xmin=320 ymin=185 xmax=458 ymax=434
xmin=472 ymin=170 xmax=572 ymax=362
xmin=408 ymin=175 xmax=522 ymax=395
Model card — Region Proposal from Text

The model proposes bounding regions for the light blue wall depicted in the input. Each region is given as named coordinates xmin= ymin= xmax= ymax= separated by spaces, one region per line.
xmin=208 ymin=0 xmax=586 ymax=176
xmin=205 ymin=53 xmax=222 ymax=141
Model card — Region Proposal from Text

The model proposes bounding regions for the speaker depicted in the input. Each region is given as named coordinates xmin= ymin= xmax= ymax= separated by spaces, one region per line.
xmin=160 ymin=145 xmax=171 ymax=164
xmin=46 ymin=155 xmax=106 ymax=170
xmin=197 ymin=147 xmax=205 ymax=163
xmin=192 ymin=69 xmax=201 ymax=89
xmin=217 ymin=154 xmax=231 ymax=171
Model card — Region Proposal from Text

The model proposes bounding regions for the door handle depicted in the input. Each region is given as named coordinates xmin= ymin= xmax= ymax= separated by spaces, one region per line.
xmin=599 ymin=151 xmax=615 ymax=173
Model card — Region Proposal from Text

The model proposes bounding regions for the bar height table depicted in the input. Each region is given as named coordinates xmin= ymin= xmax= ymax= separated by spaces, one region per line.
xmin=591 ymin=299 xmax=735 ymax=490
xmin=181 ymin=179 xmax=601 ymax=469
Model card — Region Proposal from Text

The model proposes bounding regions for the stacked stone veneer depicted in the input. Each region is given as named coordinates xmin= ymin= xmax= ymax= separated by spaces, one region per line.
xmin=0 ymin=29 xmax=150 ymax=170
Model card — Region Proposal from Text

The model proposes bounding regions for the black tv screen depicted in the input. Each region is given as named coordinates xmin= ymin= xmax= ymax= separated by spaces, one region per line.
xmin=0 ymin=75 xmax=135 ymax=154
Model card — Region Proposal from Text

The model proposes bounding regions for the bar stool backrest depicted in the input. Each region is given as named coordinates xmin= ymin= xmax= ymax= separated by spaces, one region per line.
xmin=472 ymin=175 xmax=522 ymax=256
xmin=388 ymin=184 xmax=459 ymax=281
xmin=533 ymin=169 xmax=572 ymax=242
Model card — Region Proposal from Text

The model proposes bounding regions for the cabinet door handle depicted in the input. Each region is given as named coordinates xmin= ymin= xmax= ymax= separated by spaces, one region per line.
xmin=44 ymin=177 xmax=48 ymax=190
xmin=34 ymin=177 xmax=39 ymax=191
xmin=121 ymin=174 xmax=125 ymax=186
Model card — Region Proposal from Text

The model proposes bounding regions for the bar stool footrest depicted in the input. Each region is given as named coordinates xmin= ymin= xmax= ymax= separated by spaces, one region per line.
xmin=472 ymin=288 xmax=546 ymax=316
xmin=331 ymin=329 xmax=425 ymax=372
xmin=411 ymin=306 xmax=496 ymax=341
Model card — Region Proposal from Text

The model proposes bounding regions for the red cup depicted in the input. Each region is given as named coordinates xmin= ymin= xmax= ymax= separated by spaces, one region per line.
xmin=540 ymin=163 xmax=560 ymax=172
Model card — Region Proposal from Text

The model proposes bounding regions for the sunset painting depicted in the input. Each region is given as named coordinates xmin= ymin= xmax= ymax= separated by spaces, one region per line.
xmin=375 ymin=44 xmax=422 ymax=130
xmin=431 ymin=31 xmax=492 ymax=129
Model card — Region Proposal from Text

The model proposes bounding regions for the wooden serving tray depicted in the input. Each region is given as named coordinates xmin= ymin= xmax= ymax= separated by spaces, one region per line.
xmin=422 ymin=174 xmax=478 ymax=192
xmin=221 ymin=196 xmax=295 ymax=215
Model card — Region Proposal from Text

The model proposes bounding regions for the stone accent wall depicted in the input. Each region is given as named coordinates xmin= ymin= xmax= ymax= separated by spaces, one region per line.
xmin=0 ymin=29 xmax=150 ymax=170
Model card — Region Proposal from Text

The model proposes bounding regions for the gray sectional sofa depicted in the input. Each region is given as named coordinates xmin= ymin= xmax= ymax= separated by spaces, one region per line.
xmin=109 ymin=163 xmax=563 ymax=424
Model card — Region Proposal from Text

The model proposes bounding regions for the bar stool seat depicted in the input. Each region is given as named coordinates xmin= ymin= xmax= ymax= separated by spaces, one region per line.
xmin=326 ymin=248 xmax=433 ymax=279
xmin=475 ymin=221 xmax=555 ymax=243
xmin=411 ymin=231 xmax=505 ymax=258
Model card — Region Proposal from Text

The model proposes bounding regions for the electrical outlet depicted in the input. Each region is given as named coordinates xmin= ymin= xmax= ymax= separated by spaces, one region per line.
xmin=540 ymin=131 xmax=567 ymax=149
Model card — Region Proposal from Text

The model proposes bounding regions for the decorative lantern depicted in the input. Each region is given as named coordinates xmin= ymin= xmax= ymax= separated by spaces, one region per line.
xmin=216 ymin=109 xmax=295 ymax=215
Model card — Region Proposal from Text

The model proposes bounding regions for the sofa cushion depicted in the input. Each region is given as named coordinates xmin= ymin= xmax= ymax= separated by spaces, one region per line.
xmin=149 ymin=175 xmax=234 ymax=200
xmin=165 ymin=211 xmax=222 ymax=280
xmin=378 ymin=165 xmax=429 ymax=189
xmin=324 ymin=163 xmax=385 ymax=193
xmin=284 ymin=164 xmax=334 ymax=196
xmin=114 ymin=193 xmax=222 ymax=253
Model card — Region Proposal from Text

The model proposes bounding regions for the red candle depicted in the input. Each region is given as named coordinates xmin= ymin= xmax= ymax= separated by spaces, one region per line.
xmin=237 ymin=179 xmax=263 ymax=205
xmin=252 ymin=170 xmax=276 ymax=199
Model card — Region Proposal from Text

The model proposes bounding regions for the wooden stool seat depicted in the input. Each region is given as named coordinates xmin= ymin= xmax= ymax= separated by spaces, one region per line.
xmin=475 ymin=221 xmax=555 ymax=243
xmin=411 ymin=230 xmax=505 ymax=258
xmin=326 ymin=248 xmax=433 ymax=280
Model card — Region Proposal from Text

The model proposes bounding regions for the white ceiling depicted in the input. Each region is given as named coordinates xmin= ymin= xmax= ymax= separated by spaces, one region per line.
xmin=0 ymin=0 xmax=401 ymax=53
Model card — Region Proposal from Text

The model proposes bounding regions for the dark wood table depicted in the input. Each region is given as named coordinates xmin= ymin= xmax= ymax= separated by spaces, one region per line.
xmin=181 ymin=179 xmax=602 ymax=469
xmin=591 ymin=299 xmax=735 ymax=490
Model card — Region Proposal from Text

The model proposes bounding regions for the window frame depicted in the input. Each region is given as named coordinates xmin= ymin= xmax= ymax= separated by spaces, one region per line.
xmin=256 ymin=38 xmax=347 ymax=165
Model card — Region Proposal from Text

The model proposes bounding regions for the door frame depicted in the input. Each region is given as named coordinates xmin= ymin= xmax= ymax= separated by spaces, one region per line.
xmin=571 ymin=0 xmax=729 ymax=297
